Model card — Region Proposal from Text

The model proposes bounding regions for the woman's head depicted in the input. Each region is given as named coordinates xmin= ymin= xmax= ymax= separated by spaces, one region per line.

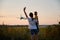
xmin=29 ymin=12 xmax=33 ymax=18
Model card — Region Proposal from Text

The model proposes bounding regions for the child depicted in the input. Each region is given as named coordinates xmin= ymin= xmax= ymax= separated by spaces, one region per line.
xmin=34 ymin=11 xmax=39 ymax=32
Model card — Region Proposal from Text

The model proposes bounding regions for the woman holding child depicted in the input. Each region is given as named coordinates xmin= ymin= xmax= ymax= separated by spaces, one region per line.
xmin=23 ymin=7 xmax=39 ymax=40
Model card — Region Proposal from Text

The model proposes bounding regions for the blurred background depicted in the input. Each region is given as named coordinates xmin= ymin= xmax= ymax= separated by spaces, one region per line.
xmin=0 ymin=0 xmax=60 ymax=40
xmin=0 ymin=0 xmax=60 ymax=25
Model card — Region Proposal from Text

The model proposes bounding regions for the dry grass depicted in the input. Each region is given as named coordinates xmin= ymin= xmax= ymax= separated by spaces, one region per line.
xmin=0 ymin=25 xmax=60 ymax=40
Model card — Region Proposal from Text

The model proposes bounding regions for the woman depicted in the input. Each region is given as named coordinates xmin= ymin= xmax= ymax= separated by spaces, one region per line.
xmin=23 ymin=7 xmax=38 ymax=40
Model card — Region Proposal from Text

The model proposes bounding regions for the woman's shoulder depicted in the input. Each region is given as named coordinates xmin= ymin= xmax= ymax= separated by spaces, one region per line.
xmin=28 ymin=18 xmax=32 ymax=21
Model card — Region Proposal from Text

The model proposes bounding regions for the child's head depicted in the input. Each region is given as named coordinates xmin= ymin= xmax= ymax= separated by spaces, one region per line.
xmin=34 ymin=11 xmax=37 ymax=15
xmin=29 ymin=12 xmax=33 ymax=18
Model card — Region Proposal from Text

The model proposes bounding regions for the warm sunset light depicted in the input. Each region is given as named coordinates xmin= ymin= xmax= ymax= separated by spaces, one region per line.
xmin=0 ymin=0 xmax=60 ymax=25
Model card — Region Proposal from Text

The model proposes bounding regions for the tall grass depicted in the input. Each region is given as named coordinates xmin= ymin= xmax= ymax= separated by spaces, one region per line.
xmin=0 ymin=25 xmax=60 ymax=40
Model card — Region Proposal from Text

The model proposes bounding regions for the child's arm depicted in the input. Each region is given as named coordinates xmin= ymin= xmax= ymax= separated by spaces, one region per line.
xmin=35 ymin=16 xmax=39 ymax=24
xmin=37 ymin=16 xmax=39 ymax=24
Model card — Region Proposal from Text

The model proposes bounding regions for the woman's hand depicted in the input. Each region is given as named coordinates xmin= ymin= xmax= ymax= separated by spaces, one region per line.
xmin=24 ymin=7 xmax=26 ymax=11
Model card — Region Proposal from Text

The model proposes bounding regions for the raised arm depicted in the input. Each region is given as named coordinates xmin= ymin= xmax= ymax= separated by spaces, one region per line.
xmin=23 ymin=7 xmax=28 ymax=18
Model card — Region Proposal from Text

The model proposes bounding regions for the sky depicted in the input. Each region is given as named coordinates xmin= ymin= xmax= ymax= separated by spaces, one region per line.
xmin=0 ymin=0 xmax=60 ymax=25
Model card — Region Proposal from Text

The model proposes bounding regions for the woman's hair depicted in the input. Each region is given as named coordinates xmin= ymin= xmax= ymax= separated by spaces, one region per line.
xmin=29 ymin=12 xmax=33 ymax=21
xmin=29 ymin=12 xmax=33 ymax=18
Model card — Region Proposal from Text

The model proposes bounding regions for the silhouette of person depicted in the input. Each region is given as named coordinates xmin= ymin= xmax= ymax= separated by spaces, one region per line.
xmin=23 ymin=7 xmax=38 ymax=40
xmin=34 ymin=11 xmax=39 ymax=40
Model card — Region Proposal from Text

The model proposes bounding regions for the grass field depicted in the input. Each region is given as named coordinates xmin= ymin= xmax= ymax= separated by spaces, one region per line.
xmin=0 ymin=25 xmax=60 ymax=40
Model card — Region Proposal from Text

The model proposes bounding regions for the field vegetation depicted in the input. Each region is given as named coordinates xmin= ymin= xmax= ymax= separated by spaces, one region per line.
xmin=0 ymin=25 xmax=60 ymax=40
